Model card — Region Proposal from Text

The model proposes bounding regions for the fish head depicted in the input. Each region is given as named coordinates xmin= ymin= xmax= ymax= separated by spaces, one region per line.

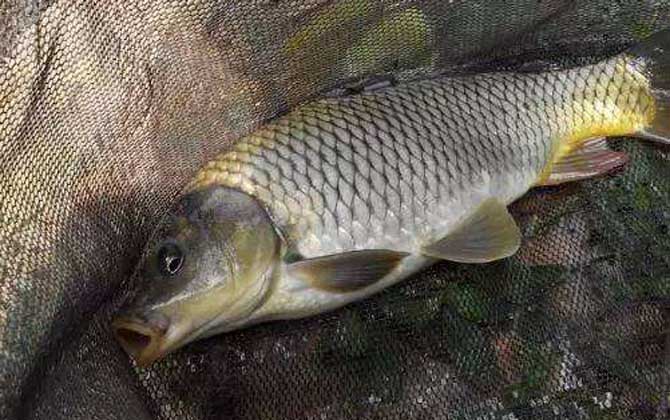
xmin=113 ymin=185 xmax=280 ymax=366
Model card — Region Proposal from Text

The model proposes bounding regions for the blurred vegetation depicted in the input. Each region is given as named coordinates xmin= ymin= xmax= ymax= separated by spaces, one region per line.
xmin=282 ymin=1 xmax=436 ymax=100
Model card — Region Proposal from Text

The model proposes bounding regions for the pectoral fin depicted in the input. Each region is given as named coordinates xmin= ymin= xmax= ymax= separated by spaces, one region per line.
xmin=537 ymin=137 xmax=628 ymax=186
xmin=422 ymin=199 xmax=520 ymax=263
xmin=287 ymin=250 xmax=408 ymax=293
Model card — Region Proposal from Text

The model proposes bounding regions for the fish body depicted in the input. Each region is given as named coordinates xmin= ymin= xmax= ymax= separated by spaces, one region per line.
xmin=114 ymin=31 xmax=670 ymax=366
xmin=188 ymin=54 xmax=650 ymax=321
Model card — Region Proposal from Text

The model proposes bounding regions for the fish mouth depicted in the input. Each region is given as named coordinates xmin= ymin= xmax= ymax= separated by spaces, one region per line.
xmin=112 ymin=313 xmax=172 ymax=367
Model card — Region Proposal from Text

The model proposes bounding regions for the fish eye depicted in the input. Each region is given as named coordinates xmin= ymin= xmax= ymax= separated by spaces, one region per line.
xmin=157 ymin=243 xmax=184 ymax=276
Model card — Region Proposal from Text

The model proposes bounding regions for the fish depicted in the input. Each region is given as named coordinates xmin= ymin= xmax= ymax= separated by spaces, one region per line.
xmin=113 ymin=30 xmax=670 ymax=366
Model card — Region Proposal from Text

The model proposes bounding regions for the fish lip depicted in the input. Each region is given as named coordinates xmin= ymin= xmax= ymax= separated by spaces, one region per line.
xmin=111 ymin=315 xmax=170 ymax=368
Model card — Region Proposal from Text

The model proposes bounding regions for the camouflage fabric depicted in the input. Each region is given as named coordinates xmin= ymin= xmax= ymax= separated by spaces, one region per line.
xmin=1 ymin=1 xmax=669 ymax=419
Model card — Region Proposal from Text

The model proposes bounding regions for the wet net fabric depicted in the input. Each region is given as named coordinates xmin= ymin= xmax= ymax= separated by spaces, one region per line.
xmin=1 ymin=1 xmax=670 ymax=419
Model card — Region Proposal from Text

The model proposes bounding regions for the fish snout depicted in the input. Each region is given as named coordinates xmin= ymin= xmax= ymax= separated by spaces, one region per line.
xmin=112 ymin=310 xmax=171 ymax=367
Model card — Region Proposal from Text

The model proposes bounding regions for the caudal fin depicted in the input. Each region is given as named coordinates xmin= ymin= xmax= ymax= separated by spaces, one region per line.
xmin=628 ymin=30 xmax=670 ymax=143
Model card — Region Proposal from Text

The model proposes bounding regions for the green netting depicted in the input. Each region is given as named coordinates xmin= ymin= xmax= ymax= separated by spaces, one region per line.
xmin=1 ymin=1 xmax=669 ymax=419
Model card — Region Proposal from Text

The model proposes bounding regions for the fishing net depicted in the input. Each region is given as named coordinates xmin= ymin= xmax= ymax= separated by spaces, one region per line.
xmin=1 ymin=1 xmax=669 ymax=419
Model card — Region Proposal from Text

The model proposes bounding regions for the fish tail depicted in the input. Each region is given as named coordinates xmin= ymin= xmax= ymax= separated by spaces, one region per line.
xmin=628 ymin=30 xmax=670 ymax=143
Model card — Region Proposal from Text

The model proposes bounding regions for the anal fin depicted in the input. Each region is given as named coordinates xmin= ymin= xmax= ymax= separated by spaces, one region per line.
xmin=422 ymin=198 xmax=520 ymax=264
xmin=287 ymin=250 xmax=408 ymax=293
xmin=537 ymin=137 xmax=629 ymax=186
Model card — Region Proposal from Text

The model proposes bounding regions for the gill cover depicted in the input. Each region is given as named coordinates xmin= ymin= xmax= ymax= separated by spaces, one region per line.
xmin=113 ymin=186 xmax=280 ymax=366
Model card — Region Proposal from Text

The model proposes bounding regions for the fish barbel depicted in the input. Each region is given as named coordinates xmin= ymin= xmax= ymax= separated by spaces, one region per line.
xmin=113 ymin=31 xmax=670 ymax=366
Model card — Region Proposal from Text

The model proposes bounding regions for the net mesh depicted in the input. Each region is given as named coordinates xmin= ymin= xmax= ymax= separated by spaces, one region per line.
xmin=1 ymin=1 xmax=670 ymax=419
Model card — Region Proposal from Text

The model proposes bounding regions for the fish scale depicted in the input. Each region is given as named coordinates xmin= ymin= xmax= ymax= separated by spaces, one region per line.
xmin=191 ymin=54 xmax=650 ymax=257
xmin=115 ymin=31 xmax=670 ymax=366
